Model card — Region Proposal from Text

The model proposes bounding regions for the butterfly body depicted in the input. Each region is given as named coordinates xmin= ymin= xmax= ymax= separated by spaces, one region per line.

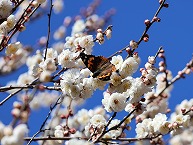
xmin=80 ymin=52 xmax=116 ymax=81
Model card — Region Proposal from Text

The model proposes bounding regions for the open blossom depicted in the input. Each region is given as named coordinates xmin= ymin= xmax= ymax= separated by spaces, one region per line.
xmin=110 ymin=55 xmax=123 ymax=70
xmin=152 ymin=113 xmax=169 ymax=134
xmin=58 ymin=49 xmax=78 ymax=68
xmin=108 ymin=119 xmax=123 ymax=138
xmin=17 ymin=72 xmax=35 ymax=86
xmin=90 ymin=114 xmax=106 ymax=128
xmin=1 ymin=124 xmax=28 ymax=145
xmin=0 ymin=0 xmax=13 ymax=19
xmin=125 ymin=77 xmax=152 ymax=103
xmin=119 ymin=57 xmax=139 ymax=78
xmin=6 ymin=42 xmax=22 ymax=55
xmin=102 ymin=92 xmax=127 ymax=112
xmin=136 ymin=118 xmax=153 ymax=138
xmin=54 ymin=125 xmax=64 ymax=143
xmin=71 ymin=19 xmax=86 ymax=35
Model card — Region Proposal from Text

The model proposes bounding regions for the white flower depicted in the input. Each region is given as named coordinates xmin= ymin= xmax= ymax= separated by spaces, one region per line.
xmin=110 ymin=72 xmax=122 ymax=86
xmin=64 ymin=36 xmax=76 ymax=49
xmin=58 ymin=49 xmax=78 ymax=68
xmin=67 ymin=138 xmax=94 ymax=145
xmin=17 ymin=73 xmax=35 ymax=86
xmin=105 ymin=29 xmax=112 ymax=39
xmin=148 ymin=56 xmax=156 ymax=64
xmin=6 ymin=14 xmax=16 ymax=30
xmin=135 ymin=118 xmax=153 ymax=138
xmin=126 ymin=78 xmax=151 ymax=103
xmin=6 ymin=42 xmax=22 ymax=55
xmin=102 ymin=92 xmax=127 ymax=112
xmin=71 ymin=19 xmax=86 ymax=35
xmin=79 ymin=35 xmax=94 ymax=50
xmin=1 ymin=124 xmax=28 ymax=145
xmin=80 ymin=79 xmax=94 ymax=99
xmin=39 ymin=58 xmax=57 ymax=72
xmin=90 ymin=114 xmax=106 ymax=128
xmin=75 ymin=109 xmax=90 ymax=128
xmin=119 ymin=57 xmax=139 ymax=78
xmin=110 ymin=55 xmax=123 ymax=70
xmin=54 ymin=26 xmax=66 ymax=40
xmin=61 ymin=68 xmax=81 ymax=82
xmin=0 ymin=0 xmax=13 ymax=19
xmin=43 ymin=48 xmax=58 ymax=59
xmin=53 ymin=0 xmax=64 ymax=14
xmin=54 ymin=125 xmax=64 ymax=143
xmin=152 ymin=113 xmax=167 ymax=131
xmin=108 ymin=119 xmax=122 ymax=138
xmin=159 ymin=121 xmax=170 ymax=135
xmin=109 ymin=93 xmax=127 ymax=112
xmin=39 ymin=70 xmax=52 ymax=82
xmin=130 ymin=40 xmax=138 ymax=49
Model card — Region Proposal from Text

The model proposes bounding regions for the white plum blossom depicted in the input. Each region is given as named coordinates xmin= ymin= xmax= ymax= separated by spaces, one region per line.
xmin=135 ymin=118 xmax=153 ymax=138
xmin=43 ymin=48 xmax=58 ymax=59
xmin=108 ymin=119 xmax=123 ymax=138
xmin=39 ymin=70 xmax=52 ymax=82
xmin=102 ymin=92 xmax=127 ymax=112
xmin=54 ymin=26 xmax=66 ymax=40
xmin=152 ymin=113 xmax=169 ymax=134
xmin=90 ymin=114 xmax=106 ymax=128
xmin=110 ymin=72 xmax=122 ymax=86
xmin=67 ymin=138 xmax=94 ymax=145
xmin=79 ymin=35 xmax=94 ymax=50
xmin=58 ymin=49 xmax=79 ymax=68
xmin=53 ymin=0 xmax=64 ymax=14
xmin=6 ymin=42 xmax=22 ymax=55
xmin=74 ymin=109 xmax=90 ymax=129
xmin=17 ymin=72 xmax=35 ymax=86
xmin=54 ymin=125 xmax=64 ymax=143
xmin=6 ymin=14 xmax=16 ymax=30
xmin=1 ymin=124 xmax=28 ymax=145
xmin=110 ymin=55 xmax=123 ymax=70
xmin=71 ymin=19 xmax=86 ymax=35
xmin=64 ymin=36 xmax=76 ymax=49
xmin=0 ymin=0 xmax=13 ymax=19
xmin=119 ymin=57 xmax=139 ymax=78
xmin=124 ymin=77 xmax=152 ymax=103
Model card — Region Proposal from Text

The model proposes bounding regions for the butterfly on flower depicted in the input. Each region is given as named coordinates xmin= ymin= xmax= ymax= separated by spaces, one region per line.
xmin=80 ymin=52 xmax=116 ymax=81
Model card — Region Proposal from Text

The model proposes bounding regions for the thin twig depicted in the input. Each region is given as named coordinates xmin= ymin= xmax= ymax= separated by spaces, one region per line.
xmin=26 ymin=93 xmax=64 ymax=145
xmin=0 ymin=78 xmax=39 ymax=106
xmin=44 ymin=0 xmax=53 ymax=61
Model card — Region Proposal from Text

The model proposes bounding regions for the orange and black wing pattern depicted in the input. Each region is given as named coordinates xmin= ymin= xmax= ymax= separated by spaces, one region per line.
xmin=80 ymin=52 xmax=116 ymax=81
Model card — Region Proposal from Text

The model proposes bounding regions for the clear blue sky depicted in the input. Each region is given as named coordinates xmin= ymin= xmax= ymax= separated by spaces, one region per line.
xmin=0 ymin=1 xmax=193 ymax=144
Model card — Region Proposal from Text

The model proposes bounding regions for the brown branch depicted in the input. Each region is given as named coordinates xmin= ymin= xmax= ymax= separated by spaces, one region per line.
xmin=26 ymin=93 xmax=64 ymax=145
xmin=94 ymin=109 xmax=136 ymax=143
xmin=0 ymin=1 xmax=41 ymax=52
xmin=24 ymin=134 xmax=162 ymax=143
xmin=44 ymin=0 xmax=53 ymax=61
xmin=157 ymin=56 xmax=193 ymax=96
xmin=137 ymin=0 xmax=166 ymax=45
xmin=0 ymin=78 xmax=39 ymax=106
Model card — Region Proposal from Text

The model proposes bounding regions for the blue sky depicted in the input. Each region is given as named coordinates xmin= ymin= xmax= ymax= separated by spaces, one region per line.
xmin=0 ymin=1 xmax=193 ymax=144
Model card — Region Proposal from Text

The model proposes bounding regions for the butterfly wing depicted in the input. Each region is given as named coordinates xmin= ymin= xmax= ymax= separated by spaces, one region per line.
xmin=80 ymin=52 xmax=116 ymax=81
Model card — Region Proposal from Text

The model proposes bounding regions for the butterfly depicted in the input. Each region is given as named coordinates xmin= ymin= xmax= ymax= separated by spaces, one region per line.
xmin=80 ymin=52 xmax=116 ymax=81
